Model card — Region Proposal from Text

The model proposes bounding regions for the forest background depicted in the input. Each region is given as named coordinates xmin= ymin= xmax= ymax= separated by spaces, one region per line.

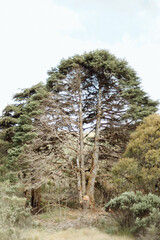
xmin=1 ymin=50 xmax=160 ymax=240
xmin=1 ymin=1 xmax=160 ymax=239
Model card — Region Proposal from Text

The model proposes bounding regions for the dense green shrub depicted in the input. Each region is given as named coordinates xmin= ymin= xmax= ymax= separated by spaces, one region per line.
xmin=139 ymin=208 xmax=160 ymax=240
xmin=105 ymin=191 xmax=160 ymax=235
xmin=112 ymin=114 xmax=160 ymax=195
xmin=0 ymin=181 xmax=32 ymax=240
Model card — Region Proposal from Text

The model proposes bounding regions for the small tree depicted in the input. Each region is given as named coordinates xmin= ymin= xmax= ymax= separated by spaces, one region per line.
xmin=112 ymin=114 xmax=160 ymax=194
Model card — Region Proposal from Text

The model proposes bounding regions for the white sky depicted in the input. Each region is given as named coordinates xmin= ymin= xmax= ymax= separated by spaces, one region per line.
xmin=0 ymin=0 xmax=160 ymax=114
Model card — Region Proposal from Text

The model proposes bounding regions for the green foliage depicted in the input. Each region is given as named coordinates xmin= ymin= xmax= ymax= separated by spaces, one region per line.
xmin=112 ymin=114 xmax=160 ymax=194
xmin=0 ymin=117 xmax=17 ymax=127
xmin=139 ymin=209 xmax=160 ymax=240
xmin=0 ymin=134 xmax=12 ymax=180
xmin=105 ymin=191 xmax=160 ymax=235
xmin=0 ymin=83 xmax=48 ymax=174
xmin=112 ymin=157 xmax=140 ymax=192
xmin=0 ymin=181 xmax=32 ymax=240
xmin=48 ymin=50 xmax=157 ymax=125
xmin=47 ymin=50 xmax=158 ymax=123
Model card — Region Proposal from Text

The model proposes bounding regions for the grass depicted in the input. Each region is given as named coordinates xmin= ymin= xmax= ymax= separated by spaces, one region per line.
xmin=33 ymin=207 xmax=80 ymax=225
xmin=29 ymin=208 xmax=135 ymax=240
xmin=24 ymin=228 xmax=134 ymax=240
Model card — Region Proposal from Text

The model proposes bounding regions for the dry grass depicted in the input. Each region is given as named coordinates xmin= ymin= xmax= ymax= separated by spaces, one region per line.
xmin=25 ymin=228 xmax=134 ymax=240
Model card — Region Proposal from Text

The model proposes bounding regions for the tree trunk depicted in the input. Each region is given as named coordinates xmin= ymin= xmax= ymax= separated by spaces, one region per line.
xmin=78 ymin=81 xmax=86 ymax=198
xmin=75 ymin=70 xmax=86 ymax=204
xmin=86 ymin=87 xmax=102 ymax=207
xmin=76 ymin=156 xmax=82 ymax=202
xmin=31 ymin=188 xmax=42 ymax=214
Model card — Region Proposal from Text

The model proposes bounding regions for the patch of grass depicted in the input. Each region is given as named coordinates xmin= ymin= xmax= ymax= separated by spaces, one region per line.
xmin=96 ymin=215 xmax=134 ymax=239
xmin=97 ymin=217 xmax=119 ymax=234
xmin=24 ymin=228 xmax=135 ymax=240
xmin=39 ymin=206 xmax=69 ymax=220
xmin=36 ymin=207 xmax=81 ymax=224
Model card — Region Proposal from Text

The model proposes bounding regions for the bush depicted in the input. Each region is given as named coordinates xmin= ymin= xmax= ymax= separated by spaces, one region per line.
xmin=138 ymin=208 xmax=160 ymax=240
xmin=105 ymin=191 xmax=160 ymax=235
xmin=112 ymin=114 xmax=160 ymax=195
xmin=0 ymin=181 xmax=32 ymax=240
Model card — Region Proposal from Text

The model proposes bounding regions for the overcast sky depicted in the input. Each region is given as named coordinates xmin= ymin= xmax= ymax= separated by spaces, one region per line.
xmin=0 ymin=0 xmax=160 ymax=114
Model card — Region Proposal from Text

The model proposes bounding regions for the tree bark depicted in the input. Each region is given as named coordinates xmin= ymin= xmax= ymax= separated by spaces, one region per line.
xmin=76 ymin=156 xmax=82 ymax=202
xmin=78 ymin=80 xmax=86 ymax=198
xmin=31 ymin=188 xmax=42 ymax=214
xmin=86 ymin=87 xmax=102 ymax=207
